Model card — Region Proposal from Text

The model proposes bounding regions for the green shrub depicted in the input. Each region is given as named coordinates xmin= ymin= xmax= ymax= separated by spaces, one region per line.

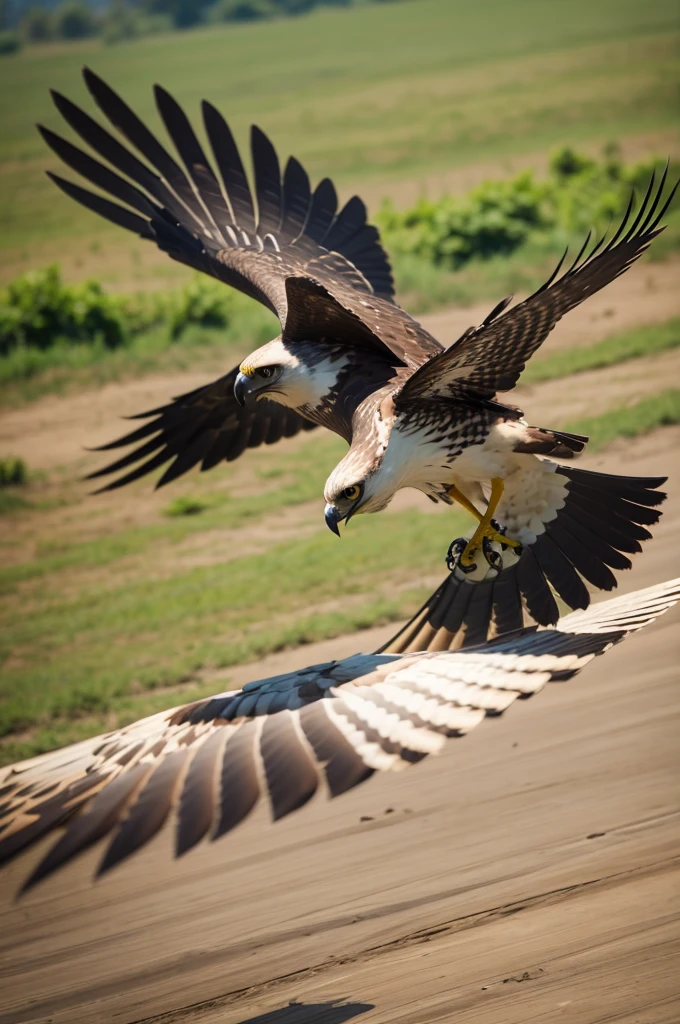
xmin=0 ymin=266 xmax=127 ymax=355
xmin=547 ymin=145 xmax=664 ymax=235
xmin=164 ymin=495 xmax=210 ymax=517
xmin=0 ymin=267 xmax=238 ymax=356
xmin=206 ymin=0 xmax=278 ymax=20
xmin=52 ymin=1 xmax=98 ymax=39
xmin=0 ymin=457 xmax=27 ymax=487
xmin=378 ymin=170 xmax=550 ymax=268
xmin=0 ymin=30 xmax=20 ymax=54
xmin=19 ymin=6 xmax=54 ymax=42
xmin=166 ymin=276 xmax=233 ymax=339
xmin=378 ymin=147 xmax=672 ymax=271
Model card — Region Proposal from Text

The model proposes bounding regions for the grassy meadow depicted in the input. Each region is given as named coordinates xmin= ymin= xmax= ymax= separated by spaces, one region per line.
xmin=1 ymin=0 xmax=679 ymax=765
xmin=1 ymin=0 xmax=679 ymax=287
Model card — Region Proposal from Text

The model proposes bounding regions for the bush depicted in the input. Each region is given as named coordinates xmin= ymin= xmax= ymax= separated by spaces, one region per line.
xmin=0 ymin=266 xmax=237 ymax=356
xmin=102 ymin=2 xmax=173 ymax=44
xmin=547 ymin=145 xmax=662 ymax=235
xmin=0 ymin=266 xmax=127 ymax=355
xmin=19 ymin=6 xmax=53 ymax=41
xmin=53 ymin=1 xmax=98 ymax=39
xmin=102 ymin=0 xmax=139 ymax=43
xmin=164 ymin=495 xmax=209 ymax=517
xmin=206 ymin=0 xmax=278 ymax=21
xmin=166 ymin=276 xmax=233 ymax=338
xmin=377 ymin=170 xmax=551 ymax=269
xmin=0 ymin=457 xmax=27 ymax=488
xmin=377 ymin=147 xmax=669 ymax=271
xmin=0 ymin=29 xmax=20 ymax=54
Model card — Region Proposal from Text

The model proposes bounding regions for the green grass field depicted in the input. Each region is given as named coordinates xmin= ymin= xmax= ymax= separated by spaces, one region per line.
xmin=1 ymin=0 xmax=678 ymax=287
xmin=1 ymin=0 xmax=679 ymax=767
xmin=1 ymin=320 xmax=678 ymax=765
xmin=523 ymin=318 xmax=680 ymax=384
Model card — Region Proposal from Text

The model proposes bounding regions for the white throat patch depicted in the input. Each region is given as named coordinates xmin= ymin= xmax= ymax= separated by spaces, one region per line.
xmin=277 ymin=350 xmax=350 ymax=410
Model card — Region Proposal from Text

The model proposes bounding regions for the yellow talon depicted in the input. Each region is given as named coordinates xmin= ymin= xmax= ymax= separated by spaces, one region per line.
xmin=447 ymin=484 xmax=484 ymax=521
xmin=483 ymin=523 xmax=521 ymax=548
xmin=459 ymin=477 xmax=520 ymax=566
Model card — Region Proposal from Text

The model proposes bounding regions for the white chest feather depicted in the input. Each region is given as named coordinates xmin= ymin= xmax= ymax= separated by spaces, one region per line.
xmin=380 ymin=422 xmax=451 ymax=494
xmin=386 ymin=420 xmax=568 ymax=543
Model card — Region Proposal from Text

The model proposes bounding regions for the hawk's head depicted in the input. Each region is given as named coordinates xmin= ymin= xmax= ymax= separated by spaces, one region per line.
xmin=323 ymin=401 xmax=398 ymax=535
xmin=234 ymin=337 xmax=350 ymax=412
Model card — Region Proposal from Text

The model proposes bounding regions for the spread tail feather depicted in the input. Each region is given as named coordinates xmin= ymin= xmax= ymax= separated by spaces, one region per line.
xmin=513 ymin=426 xmax=589 ymax=459
xmin=379 ymin=467 xmax=666 ymax=654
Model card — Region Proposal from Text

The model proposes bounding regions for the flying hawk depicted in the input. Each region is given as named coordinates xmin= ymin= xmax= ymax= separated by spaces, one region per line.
xmin=320 ymin=170 xmax=675 ymax=640
xmin=1 ymin=578 xmax=677 ymax=893
xmin=40 ymin=71 xmax=674 ymax=643
xmin=40 ymin=68 xmax=443 ymax=492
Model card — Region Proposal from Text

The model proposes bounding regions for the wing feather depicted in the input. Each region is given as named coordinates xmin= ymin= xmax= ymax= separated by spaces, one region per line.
xmin=397 ymin=171 xmax=678 ymax=403
xmin=176 ymin=730 xmax=227 ymax=856
xmin=2 ymin=580 xmax=677 ymax=891
xmin=251 ymin=125 xmax=283 ymax=238
xmin=85 ymin=367 xmax=318 ymax=490
xmin=45 ymin=69 xmax=402 ymax=355
xmin=202 ymin=100 xmax=257 ymax=234
xmin=84 ymin=68 xmax=214 ymax=235
xmin=154 ymin=84 xmax=234 ymax=245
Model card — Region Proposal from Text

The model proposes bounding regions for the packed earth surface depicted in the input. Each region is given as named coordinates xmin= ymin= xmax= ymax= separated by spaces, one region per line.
xmin=1 ymin=256 xmax=679 ymax=1023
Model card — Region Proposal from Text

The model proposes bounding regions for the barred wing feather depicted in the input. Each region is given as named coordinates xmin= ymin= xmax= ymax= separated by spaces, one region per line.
xmin=1 ymin=579 xmax=678 ymax=892
xmin=41 ymin=69 xmax=442 ymax=368
xmin=397 ymin=169 xmax=678 ymax=404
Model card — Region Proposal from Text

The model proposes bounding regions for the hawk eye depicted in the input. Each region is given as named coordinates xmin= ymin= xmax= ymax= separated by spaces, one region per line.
xmin=258 ymin=366 xmax=276 ymax=379
xmin=342 ymin=484 xmax=362 ymax=502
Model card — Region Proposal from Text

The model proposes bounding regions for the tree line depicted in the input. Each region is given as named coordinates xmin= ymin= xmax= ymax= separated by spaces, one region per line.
xmin=0 ymin=0 xmax=401 ymax=53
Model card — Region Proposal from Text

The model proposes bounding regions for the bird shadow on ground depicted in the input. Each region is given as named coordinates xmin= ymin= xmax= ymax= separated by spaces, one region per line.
xmin=235 ymin=999 xmax=375 ymax=1024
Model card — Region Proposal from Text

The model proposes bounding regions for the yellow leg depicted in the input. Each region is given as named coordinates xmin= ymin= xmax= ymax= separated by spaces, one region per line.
xmin=448 ymin=484 xmax=484 ymax=521
xmin=460 ymin=477 xmax=521 ymax=566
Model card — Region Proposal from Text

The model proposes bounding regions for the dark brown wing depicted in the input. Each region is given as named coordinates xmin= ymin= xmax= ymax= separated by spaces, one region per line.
xmin=85 ymin=366 xmax=317 ymax=493
xmin=2 ymin=579 xmax=677 ymax=893
xmin=397 ymin=169 xmax=677 ymax=403
xmin=38 ymin=69 xmax=439 ymax=368
xmin=283 ymin=272 xmax=441 ymax=369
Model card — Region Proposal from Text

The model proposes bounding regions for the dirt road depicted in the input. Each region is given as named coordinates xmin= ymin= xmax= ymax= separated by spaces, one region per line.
xmin=0 ymin=433 xmax=679 ymax=1024
xmin=2 ymin=259 xmax=679 ymax=474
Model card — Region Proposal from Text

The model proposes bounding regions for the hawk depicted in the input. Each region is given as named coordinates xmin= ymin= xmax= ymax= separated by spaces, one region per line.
xmin=320 ymin=171 xmax=675 ymax=640
xmin=1 ymin=578 xmax=677 ymax=893
xmin=40 ymin=71 xmax=674 ymax=642
xmin=40 ymin=69 xmax=443 ymax=492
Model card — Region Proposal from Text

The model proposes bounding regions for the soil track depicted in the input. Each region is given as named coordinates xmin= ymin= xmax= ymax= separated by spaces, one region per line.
xmin=1 ymin=259 xmax=679 ymax=475
xmin=0 ymin=472 xmax=678 ymax=1024
xmin=1 ymin=266 xmax=679 ymax=1024
xmin=0 ymin=453 xmax=679 ymax=1024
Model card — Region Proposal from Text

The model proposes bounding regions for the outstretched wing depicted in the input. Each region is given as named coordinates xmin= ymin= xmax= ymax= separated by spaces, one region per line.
xmin=41 ymin=69 xmax=438 ymax=368
xmin=2 ymin=578 xmax=677 ymax=892
xmin=396 ymin=169 xmax=678 ymax=403
xmin=84 ymin=367 xmax=318 ymax=493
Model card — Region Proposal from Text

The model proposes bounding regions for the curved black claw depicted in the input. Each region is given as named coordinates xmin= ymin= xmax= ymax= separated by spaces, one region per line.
xmin=482 ymin=536 xmax=503 ymax=572
xmin=446 ymin=537 xmax=478 ymax=575
xmin=446 ymin=531 xmax=522 ymax=581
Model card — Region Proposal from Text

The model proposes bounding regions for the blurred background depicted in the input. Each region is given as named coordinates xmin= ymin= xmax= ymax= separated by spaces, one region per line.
xmin=0 ymin=0 xmax=678 ymax=766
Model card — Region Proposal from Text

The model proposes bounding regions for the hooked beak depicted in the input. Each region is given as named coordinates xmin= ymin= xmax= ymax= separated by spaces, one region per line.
xmin=324 ymin=503 xmax=343 ymax=537
xmin=234 ymin=371 xmax=254 ymax=407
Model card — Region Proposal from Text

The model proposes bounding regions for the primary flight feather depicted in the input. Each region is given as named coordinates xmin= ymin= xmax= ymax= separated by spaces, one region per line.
xmin=2 ymin=578 xmax=677 ymax=893
xmin=41 ymin=69 xmax=442 ymax=492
